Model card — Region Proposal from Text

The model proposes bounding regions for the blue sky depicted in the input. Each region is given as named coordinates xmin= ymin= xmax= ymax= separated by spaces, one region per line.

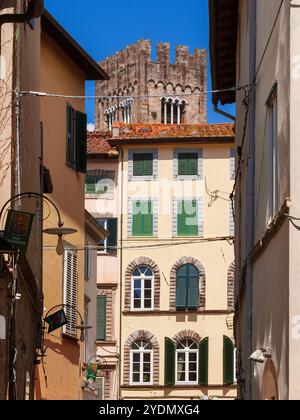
xmin=45 ymin=0 xmax=235 ymax=126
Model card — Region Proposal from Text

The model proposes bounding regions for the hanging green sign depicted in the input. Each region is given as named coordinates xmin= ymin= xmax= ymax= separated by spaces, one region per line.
xmin=3 ymin=210 xmax=34 ymax=255
xmin=87 ymin=363 xmax=99 ymax=381
xmin=44 ymin=309 xmax=68 ymax=333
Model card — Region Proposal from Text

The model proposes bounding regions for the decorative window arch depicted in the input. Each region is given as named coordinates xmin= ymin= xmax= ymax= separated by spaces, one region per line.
xmin=169 ymin=257 xmax=206 ymax=311
xmin=160 ymin=97 xmax=188 ymax=124
xmin=125 ymin=257 xmax=160 ymax=311
xmin=124 ymin=330 xmax=159 ymax=386
xmin=227 ymin=261 xmax=235 ymax=311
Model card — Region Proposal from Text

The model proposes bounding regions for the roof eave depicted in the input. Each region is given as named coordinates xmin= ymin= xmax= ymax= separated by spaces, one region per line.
xmin=41 ymin=11 xmax=108 ymax=81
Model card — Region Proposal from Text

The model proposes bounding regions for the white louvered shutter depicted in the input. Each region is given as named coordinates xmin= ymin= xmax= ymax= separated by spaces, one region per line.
xmin=63 ymin=248 xmax=78 ymax=336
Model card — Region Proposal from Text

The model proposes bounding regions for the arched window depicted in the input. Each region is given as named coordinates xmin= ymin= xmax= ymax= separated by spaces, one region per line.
xmin=176 ymin=264 xmax=199 ymax=310
xmin=131 ymin=266 xmax=154 ymax=310
xmin=161 ymin=97 xmax=188 ymax=124
xmin=130 ymin=339 xmax=153 ymax=385
xmin=176 ymin=339 xmax=198 ymax=384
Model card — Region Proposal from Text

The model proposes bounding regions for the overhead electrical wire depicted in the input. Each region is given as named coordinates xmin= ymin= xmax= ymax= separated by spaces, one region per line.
xmin=17 ymin=85 xmax=249 ymax=100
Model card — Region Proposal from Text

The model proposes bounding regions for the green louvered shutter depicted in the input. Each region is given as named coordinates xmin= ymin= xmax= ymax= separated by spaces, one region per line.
xmin=176 ymin=264 xmax=188 ymax=309
xmin=96 ymin=296 xmax=106 ymax=341
xmin=199 ymin=337 xmax=209 ymax=386
xmin=187 ymin=265 xmax=199 ymax=310
xmin=178 ymin=153 xmax=198 ymax=176
xmin=66 ymin=105 xmax=75 ymax=169
xmin=223 ymin=336 xmax=234 ymax=385
xmin=132 ymin=201 xmax=143 ymax=236
xmin=177 ymin=201 xmax=186 ymax=236
xmin=85 ymin=174 xmax=96 ymax=193
xmin=76 ymin=111 xmax=87 ymax=174
xmin=107 ymin=218 xmax=118 ymax=251
xmin=142 ymin=201 xmax=153 ymax=236
xmin=133 ymin=153 xmax=153 ymax=176
xmin=164 ymin=337 xmax=175 ymax=386
xmin=185 ymin=200 xmax=198 ymax=236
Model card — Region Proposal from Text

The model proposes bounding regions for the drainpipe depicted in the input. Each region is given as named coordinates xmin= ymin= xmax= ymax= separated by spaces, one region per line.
xmin=246 ymin=0 xmax=256 ymax=401
xmin=117 ymin=145 xmax=124 ymax=400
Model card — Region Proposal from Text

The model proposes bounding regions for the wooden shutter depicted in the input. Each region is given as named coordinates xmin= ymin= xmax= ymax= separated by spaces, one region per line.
xmin=85 ymin=174 xmax=96 ymax=194
xmin=133 ymin=153 xmax=153 ymax=176
xmin=178 ymin=153 xmax=198 ymax=176
xmin=177 ymin=200 xmax=198 ymax=236
xmin=176 ymin=265 xmax=188 ymax=309
xmin=187 ymin=265 xmax=199 ymax=309
xmin=107 ymin=218 xmax=118 ymax=250
xmin=199 ymin=337 xmax=209 ymax=385
xmin=96 ymin=296 xmax=106 ymax=341
xmin=164 ymin=337 xmax=175 ymax=386
xmin=66 ymin=105 xmax=75 ymax=169
xmin=63 ymin=249 xmax=78 ymax=336
xmin=76 ymin=111 xmax=87 ymax=174
xmin=132 ymin=201 xmax=143 ymax=236
xmin=132 ymin=201 xmax=153 ymax=236
xmin=223 ymin=336 xmax=234 ymax=385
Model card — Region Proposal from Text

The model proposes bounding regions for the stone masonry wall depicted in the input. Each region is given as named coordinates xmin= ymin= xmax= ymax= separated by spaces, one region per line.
xmin=95 ymin=40 xmax=207 ymax=130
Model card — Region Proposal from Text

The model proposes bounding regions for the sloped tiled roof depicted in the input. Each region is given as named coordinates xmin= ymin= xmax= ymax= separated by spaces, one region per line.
xmin=87 ymin=131 xmax=118 ymax=157
xmin=110 ymin=123 xmax=235 ymax=144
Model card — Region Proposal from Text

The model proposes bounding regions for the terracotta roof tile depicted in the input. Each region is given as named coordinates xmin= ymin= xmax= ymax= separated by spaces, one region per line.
xmin=87 ymin=131 xmax=118 ymax=156
xmin=110 ymin=123 xmax=235 ymax=142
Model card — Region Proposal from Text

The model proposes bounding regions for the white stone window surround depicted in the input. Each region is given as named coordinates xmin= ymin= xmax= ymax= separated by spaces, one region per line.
xmin=127 ymin=197 xmax=158 ymax=237
xmin=172 ymin=197 xmax=204 ymax=237
xmin=160 ymin=97 xmax=188 ymax=124
xmin=104 ymin=105 xmax=118 ymax=130
xmin=128 ymin=149 xmax=158 ymax=181
xmin=173 ymin=148 xmax=203 ymax=181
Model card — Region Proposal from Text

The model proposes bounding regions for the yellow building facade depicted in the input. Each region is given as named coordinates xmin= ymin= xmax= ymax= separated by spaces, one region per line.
xmin=109 ymin=122 xmax=237 ymax=400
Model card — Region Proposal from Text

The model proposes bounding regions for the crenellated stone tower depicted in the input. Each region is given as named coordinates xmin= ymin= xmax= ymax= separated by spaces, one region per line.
xmin=95 ymin=40 xmax=207 ymax=130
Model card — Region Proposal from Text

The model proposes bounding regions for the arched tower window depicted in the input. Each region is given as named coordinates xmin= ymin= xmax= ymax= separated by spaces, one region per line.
xmin=161 ymin=97 xmax=188 ymax=124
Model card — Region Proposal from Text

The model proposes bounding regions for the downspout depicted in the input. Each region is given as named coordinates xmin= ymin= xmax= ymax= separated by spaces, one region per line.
xmin=117 ymin=145 xmax=124 ymax=400
xmin=246 ymin=0 xmax=256 ymax=401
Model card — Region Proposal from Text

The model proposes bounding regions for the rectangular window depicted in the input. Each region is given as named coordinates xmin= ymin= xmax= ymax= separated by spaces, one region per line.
xmin=63 ymin=249 xmax=78 ymax=337
xmin=133 ymin=153 xmax=153 ymax=177
xmin=177 ymin=200 xmax=198 ymax=237
xmin=132 ymin=200 xmax=153 ymax=237
xmin=97 ymin=218 xmax=118 ymax=253
xmin=128 ymin=150 xmax=158 ymax=181
xmin=178 ymin=153 xmax=198 ymax=176
xmin=66 ymin=104 xmax=87 ymax=173
xmin=267 ymin=84 xmax=278 ymax=220
xmin=174 ymin=149 xmax=203 ymax=180
xmin=96 ymin=296 xmax=106 ymax=341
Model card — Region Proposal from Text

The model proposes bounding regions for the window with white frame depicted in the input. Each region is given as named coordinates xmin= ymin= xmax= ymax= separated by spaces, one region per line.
xmin=120 ymin=98 xmax=134 ymax=123
xmin=95 ymin=376 xmax=104 ymax=400
xmin=176 ymin=339 xmax=198 ymax=384
xmin=131 ymin=266 xmax=154 ymax=311
xmin=63 ymin=248 xmax=78 ymax=337
xmin=105 ymin=106 xmax=117 ymax=130
xmin=266 ymin=83 xmax=278 ymax=221
xmin=161 ymin=97 xmax=187 ymax=124
xmin=130 ymin=339 xmax=153 ymax=385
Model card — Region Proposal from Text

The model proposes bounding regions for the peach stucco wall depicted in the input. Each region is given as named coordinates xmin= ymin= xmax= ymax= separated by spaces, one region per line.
xmin=36 ymin=31 xmax=86 ymax=401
